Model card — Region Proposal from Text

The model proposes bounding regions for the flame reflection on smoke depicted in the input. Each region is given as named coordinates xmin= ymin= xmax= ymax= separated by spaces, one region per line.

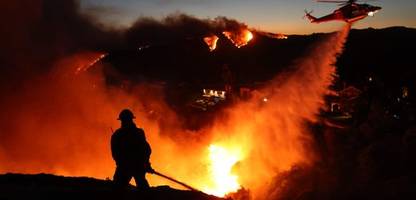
xmin=201 ymin=24 xmax=351 ymax=198
xmin=0 ymin=25 xmax=351 ymax=199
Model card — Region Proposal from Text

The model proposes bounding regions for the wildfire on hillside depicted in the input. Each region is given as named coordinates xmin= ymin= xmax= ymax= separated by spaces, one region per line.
xmin=75 ymin=53 xmax=107 ymax=74
xmin=0 ymin=13 xmax=351 ymax=199
xmin=223 ymin=29 xmax=253 ymax=48
xmin=256 ymin=31 xmax=288 ymax=40
xmin=203 ymin=35 xmax=220 ymax=51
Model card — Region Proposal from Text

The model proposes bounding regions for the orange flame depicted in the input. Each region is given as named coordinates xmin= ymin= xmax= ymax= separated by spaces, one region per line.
xmin=275 ymin=33 xmax=288 ymax=39
xmin=0 ymin=25 xmax=351 ymax=199
xmin=203 ymin=35 xmax=219 ymax=51
xmin=197 ymin=25 xmax=350 ymax=197
xmin=202 ymin=144 xmax=243 ymax=196
xmin=223 ymin=29 xmax=253 ymax=48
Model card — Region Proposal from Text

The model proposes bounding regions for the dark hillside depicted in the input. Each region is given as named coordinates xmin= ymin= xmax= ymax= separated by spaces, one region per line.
xmin=0 ymin=173 xmax=225 ymax=200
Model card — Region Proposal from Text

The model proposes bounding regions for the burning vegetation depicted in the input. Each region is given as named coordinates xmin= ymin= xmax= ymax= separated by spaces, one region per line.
xmin=0 ymin=0 xmax=347 ymax=198
xmin=0 ymin=25 xmax=350 ymax=199
xmin=2 ymin=1 xmax=416 ymax=200
xmin=204 ymin=35 xmax=220 ymax=51
xmin=204 ymin=29 xmax=256 ymax=51
xmin=223 ymin=29 xmax=254 ymax=48
xmin=255 ymin=31 xmax=288 ymax=40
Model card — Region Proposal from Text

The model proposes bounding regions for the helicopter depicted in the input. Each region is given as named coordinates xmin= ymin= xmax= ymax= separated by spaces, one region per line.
xmin=305 ymin=0 xmax=381 ymax=24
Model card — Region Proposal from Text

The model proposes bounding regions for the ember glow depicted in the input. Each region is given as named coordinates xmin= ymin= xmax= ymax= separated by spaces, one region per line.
xmin=223 ymin=29 xmax=253 ymax=48
xmin=75 ymin=52 xmax=107 ymax=74
xmin=274 ymin=33 xmax=288 ymax=39
xmin=203 ymin=35 xmax=219 ymax=51
xmin=257 ymin=31 xmax=288 ymax=40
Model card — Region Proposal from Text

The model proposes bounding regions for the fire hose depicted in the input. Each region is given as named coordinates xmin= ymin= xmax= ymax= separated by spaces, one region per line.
xmin=150 ymin=170 xmax=202 ymax=193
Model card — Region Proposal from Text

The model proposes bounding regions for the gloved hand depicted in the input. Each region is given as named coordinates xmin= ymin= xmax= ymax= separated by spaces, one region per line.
xmin=145 ymin=162 xmax=155 ymax=174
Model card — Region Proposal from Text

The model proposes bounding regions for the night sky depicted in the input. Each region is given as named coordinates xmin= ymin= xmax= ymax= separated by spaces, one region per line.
xmin=80 ymin=0 xmax=416 ymax=34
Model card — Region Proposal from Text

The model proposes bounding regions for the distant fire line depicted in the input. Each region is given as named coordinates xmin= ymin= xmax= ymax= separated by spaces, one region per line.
xmin=75 ymin=53 xmax=108 ymax=74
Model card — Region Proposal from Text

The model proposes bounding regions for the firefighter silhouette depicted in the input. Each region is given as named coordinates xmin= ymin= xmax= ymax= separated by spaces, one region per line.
xmin=111 ymin=109 xmax=154 ymax=189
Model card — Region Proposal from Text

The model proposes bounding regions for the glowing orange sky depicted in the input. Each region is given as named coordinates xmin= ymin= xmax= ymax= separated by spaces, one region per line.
xmin=81 ymin=0 xmax=415 ymax=34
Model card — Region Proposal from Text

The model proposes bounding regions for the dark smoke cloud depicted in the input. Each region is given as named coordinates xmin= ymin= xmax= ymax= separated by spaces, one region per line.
xmin=0 ymin=0 xmax=185 ymax=176
xmin=0 ymin=1 xmax=122 ymax=148
xmin=0 ymin=0 xmax=120 ymax=88
xmin=6 ymin=1 xmax=404 ymax=199
xmin=125 ymin=13 xmax=248 ymax=48
xmin=0 ymin=0 xmax=252 ymax=176
xmin=82 ymin=4 xmax=124 ymax=18
xmin=0 ymin=0 xmax=249 ymax=84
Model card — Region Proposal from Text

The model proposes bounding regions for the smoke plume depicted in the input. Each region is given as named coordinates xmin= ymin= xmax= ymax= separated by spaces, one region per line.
xmin=125 ymin=14 xmax=249 ymax=48
xmin=0 ymin=0 xmax=353 ymax=199
xmin=0 ymin=0 xmax=251 ymax=186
